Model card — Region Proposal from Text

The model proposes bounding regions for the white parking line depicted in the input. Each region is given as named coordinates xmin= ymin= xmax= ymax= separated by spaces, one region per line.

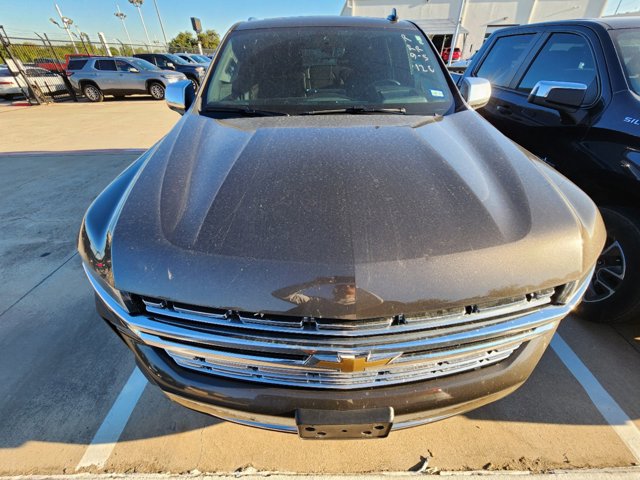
xmin=552 ymin=333 xmax=640 ymax=462
xmin=76 ymin=367 xmax=148 ymax=470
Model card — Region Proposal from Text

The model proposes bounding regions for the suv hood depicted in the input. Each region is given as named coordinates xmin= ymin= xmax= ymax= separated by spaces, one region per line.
xmin=110 ymin=110 xmax=603 ymax=319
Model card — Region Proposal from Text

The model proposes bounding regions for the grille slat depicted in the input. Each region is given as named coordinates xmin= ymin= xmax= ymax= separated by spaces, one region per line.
xmin=134 ymin=308 xmax=555 ymax=357
xmin=142 ymin=289 xmax=554 ymax=339
xmin=163 ymin=340 xmax=521 ymax=389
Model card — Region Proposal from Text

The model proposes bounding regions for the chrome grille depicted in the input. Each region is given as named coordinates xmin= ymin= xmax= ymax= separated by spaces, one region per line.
xmin=120 ymin=287 xmax=565 ymax=389
xmin=164 ymin=340 xmax=521 ymax=388
xmin=83 ymin=260 xmax=592 ymax=390
xmin=141 ymin=288 xmax=555 ymax=338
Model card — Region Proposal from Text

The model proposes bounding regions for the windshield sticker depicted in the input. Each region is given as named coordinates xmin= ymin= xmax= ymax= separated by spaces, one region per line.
xmin=402 ymin=34 xmax=434 ymax=74
xmin=430 ymin=89 xmax=444 ymax=97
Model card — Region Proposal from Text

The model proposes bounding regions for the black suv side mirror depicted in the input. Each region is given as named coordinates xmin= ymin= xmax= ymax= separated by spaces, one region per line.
xmin=528 ymin=81 xmax=587 ymax=112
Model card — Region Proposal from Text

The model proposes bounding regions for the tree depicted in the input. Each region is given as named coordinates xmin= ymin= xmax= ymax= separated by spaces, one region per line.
xmin=197 ymin=29 xmax=220 ymax=50
xmin=168 ymin=29 xmax=220 ymax=51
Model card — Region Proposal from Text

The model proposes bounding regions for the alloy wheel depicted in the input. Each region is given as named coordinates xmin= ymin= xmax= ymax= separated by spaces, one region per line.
xmin=84 ymin=86 xmax=100 ymax=101
xmin=583 ymin=240 xmax=626 ymax=303
xmin=150 ymin=84 xmax=165 ymax=99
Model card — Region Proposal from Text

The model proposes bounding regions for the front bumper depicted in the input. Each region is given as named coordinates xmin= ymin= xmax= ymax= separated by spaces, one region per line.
xmin=121 ymin=330 xmax=551 ymax=433
xmin=87 ymin=265 xmax=590 ymax=435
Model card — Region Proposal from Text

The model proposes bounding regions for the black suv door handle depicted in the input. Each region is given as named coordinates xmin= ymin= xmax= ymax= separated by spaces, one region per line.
xmin=496 ymin=105 xmax=512 ymax=115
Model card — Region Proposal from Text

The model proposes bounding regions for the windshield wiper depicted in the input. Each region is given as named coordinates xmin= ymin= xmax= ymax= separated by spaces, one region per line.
xmin=300 ymin=106 xmax=406 ymax=115
xmin=202 ymin=106 xmax=290 ymax=117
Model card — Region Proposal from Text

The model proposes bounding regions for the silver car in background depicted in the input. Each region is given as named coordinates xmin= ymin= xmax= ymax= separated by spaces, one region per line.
xmin=67 ymin=56 xmax=186 ymax=102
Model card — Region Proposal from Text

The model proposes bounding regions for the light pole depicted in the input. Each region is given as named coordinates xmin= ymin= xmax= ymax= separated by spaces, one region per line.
xmin=71 ymin=27 xmax=89 ymax=54
xmin=114 ymin=5 xmax=134 ymax=54
xmin=152 ymin=0 xmax=168 ymax=46
xmin=128 ymin=0 xmax=151 ymax=46
xmin=448 ymin=0 xmax=467 ymax=66
xmin=50 ymin=3 xmax=78 ymax=53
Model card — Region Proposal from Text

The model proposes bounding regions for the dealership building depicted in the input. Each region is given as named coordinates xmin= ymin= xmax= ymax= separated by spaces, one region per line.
xmin=340 ymin=0 xmax=612 ymax=58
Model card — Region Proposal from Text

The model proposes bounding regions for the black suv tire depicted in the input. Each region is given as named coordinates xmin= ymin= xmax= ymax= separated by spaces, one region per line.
xmin=83 ymin=83 xmax=104 ymax=102
xmin=187 ymin=77 xmax=199 ymax=91
xmin=577 ymin=206 xmax=640 ymax=324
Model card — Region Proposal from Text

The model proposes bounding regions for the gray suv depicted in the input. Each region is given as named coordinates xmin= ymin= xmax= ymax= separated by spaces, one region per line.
xmin=67 ymin=56 xmax=186 ymax=102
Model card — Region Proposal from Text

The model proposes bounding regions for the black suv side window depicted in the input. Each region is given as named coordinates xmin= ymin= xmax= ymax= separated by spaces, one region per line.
xmin=475 ymin=34 xmax=537 ymax=87
xmin=517 ymin=32 xmax=598 ymax=103
xmin=95 ymin=59 xmax=117 ymax=71
xmin=155 ymin=55 xmax=171 ymax=68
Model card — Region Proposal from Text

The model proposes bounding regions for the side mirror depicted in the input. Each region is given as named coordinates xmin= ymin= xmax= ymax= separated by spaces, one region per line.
xmin=128 ymin=67 xmax=139 ymax=73
xmin=460 ymin=77 xmax=491 ymax=109
xmin=166 ymin=62 xmax=175 ymax=70
xmin=166 ymin=79 xmax=195 ymax=115
xmin=528 ymin=81 xmax=587 ymax=112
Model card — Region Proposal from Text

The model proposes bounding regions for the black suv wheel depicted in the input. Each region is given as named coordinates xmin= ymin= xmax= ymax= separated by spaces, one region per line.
xmin=578 ymin=207 xmax=640 ymax=324
xmin=187 ymin=77 xmax=199 ymax=91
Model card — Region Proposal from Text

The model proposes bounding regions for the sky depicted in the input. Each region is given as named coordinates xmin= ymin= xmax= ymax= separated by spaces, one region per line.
xmin=0 ymin=0 xmax=638 ymax=44
xmin=0 ymin=0 xmax=346 ymax=44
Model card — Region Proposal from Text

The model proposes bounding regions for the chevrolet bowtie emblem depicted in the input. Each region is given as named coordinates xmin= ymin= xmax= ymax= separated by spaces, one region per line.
xmin=309 ymin=354 xmax=397 ymax=373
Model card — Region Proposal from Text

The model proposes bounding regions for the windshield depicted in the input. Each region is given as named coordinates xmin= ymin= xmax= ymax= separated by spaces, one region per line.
xmin=612 ymin=28 xmax=640 ymax=95
xmin=166 ymin=53 xmax=190 ymax=65
xmin=129 ymin=58 xmax=160 ymax=71
xmin=204 ymin=26 xmax=454 ymax=116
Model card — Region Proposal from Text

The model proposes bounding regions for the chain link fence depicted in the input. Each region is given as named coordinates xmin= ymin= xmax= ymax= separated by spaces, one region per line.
xmin=0 ymin=26 xmax=213 ymax=104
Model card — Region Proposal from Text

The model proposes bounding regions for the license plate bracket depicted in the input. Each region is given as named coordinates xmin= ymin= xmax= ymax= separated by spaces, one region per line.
xmin=295 ymin=407 xmax=394 ymax=439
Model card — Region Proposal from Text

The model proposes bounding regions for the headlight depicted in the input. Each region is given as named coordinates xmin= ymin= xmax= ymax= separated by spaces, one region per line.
xmin=161 ymin=74 xmax=177 ymax=81
xmin=83 ymin=262 xmax=133 ymax=312
xmin=553 ymin=267 xmax=595 ymax=305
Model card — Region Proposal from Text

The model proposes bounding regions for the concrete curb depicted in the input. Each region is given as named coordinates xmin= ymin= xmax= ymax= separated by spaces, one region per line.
xmin=0 ymin=149 xmax=146 ymax=157
xmin=2 ymin=467 xmax=640 ymax=480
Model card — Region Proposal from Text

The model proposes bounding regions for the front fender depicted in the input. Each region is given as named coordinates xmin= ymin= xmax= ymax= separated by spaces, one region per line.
xmin=78 ymin=145 xmax=157 ymax=287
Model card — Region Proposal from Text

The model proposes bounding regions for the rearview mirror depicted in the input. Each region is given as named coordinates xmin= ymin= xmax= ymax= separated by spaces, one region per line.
xmin=128 ymin=67 xmax=139 ymax=73
xmin=528 ymin=81 xmax=587 ymax=112
xmin=166 ymin=79 xmax=195 ymax=115
xmin=166 ymin=62 xmax=175 ymax=70
xmin=459 ymin=77 xmax=491 ymax=109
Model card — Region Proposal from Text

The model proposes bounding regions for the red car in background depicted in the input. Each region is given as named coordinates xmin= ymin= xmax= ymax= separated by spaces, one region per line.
xmin=441 ymin=47 xmax=461 ymax=62
xmin=34 ymin=53 xmax=91 ymax=72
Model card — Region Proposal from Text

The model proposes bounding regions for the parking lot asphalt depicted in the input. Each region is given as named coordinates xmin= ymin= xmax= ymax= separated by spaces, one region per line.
xmin=1 ymin=101 xmax=639 ymax=476
xmin=0 ymin=98 xmax=177 ymax=153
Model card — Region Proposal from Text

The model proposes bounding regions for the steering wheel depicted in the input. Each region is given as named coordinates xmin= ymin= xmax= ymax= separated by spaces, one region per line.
xmin=370 ymin=79 xmax=402 ymax=88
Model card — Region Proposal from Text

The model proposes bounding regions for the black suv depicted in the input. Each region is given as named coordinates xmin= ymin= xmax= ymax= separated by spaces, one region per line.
xmin=458 ymin=17 xmax=640 ymax=324
xmin=134 ymin=53 xmax=206 ymax=89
